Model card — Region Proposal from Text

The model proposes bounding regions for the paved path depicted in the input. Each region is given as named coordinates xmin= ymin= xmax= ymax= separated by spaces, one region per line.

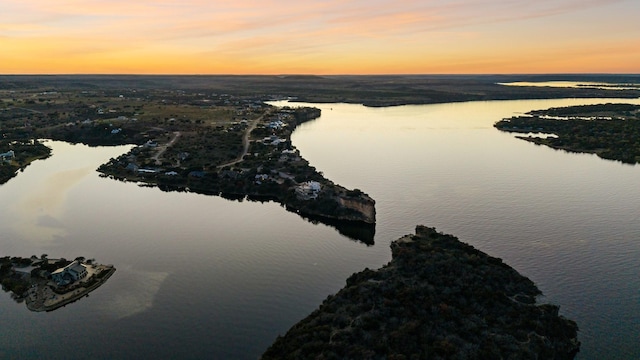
xmin=11 ymin=107 xmax=43 ymax=114
xmin=217 ymin=111 xmax=270 ymax=169
xmin=153 ymin=131 xmax=181 ymax=165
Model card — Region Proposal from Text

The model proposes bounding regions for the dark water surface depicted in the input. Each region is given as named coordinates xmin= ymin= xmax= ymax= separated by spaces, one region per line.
xmin=1 ymin=98 xmax=639 ymax=359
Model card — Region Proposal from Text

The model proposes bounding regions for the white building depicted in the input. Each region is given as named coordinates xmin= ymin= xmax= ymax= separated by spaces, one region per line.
xmin=295 ymin=181 xmax=322 ymax=199
xmin=0 ymin=150 xmax=15 ymax=162
xmin=51 ymin=261 xmax=88 ymax=286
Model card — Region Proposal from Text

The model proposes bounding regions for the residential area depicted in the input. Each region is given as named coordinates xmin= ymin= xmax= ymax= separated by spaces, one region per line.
xmin=0 ymin=87 xmax=376 ymax=241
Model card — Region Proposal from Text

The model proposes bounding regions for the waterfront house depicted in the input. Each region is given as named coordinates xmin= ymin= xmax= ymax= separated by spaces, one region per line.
xmin=51 ymin=261 xmax=88 ymax=286
xmin=295 ymin=181 xmax=322 ymax=200
xmin=0 ymin=150 xmax=15 ymax=162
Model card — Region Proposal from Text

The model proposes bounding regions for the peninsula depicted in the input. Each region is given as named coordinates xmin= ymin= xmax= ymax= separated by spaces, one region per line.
xmin=0 ymin=255 xmax=115 ymax=312
xmin=95 ymin=105 xmax=376 ymax=228
xmin=494 ymin=103 xmax=640 ymax=164
xmin=4 ymin=76 xmax=640 ymax=240
xmin=0 ymin=86 xmax=376 ymax=242
xmin=263 ymin=226 xmax=580 ymax=359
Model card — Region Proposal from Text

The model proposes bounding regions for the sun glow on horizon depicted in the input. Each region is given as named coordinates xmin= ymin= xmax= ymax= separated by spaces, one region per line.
xmin=1 ymin=0 xmax=639 ymax=74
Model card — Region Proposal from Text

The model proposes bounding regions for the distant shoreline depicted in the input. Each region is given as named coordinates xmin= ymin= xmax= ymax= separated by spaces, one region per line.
xmin=495 ymin=103 xmax=640 ymax=164
xmin=2 ymin=74 xmax=639 ymax=107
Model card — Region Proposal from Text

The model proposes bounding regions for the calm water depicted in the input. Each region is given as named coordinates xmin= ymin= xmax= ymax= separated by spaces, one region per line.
xmin=2 ymin=98 xmax=640 ymax=359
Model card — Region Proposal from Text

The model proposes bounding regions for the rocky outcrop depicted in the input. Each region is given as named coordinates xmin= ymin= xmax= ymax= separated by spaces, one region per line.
xmin=263 ymin=226 xmax=580 ymax=360
xmin=336 ymin=194 xmax=376 ymax=224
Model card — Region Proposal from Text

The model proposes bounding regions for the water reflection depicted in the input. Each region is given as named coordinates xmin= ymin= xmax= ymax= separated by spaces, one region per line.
xmin=296 ymin=212 xmax=376 ymax=245
xmin=100 ymin=265 xmax=168 ymax=319
xmin=11 ymin=167 xmax=91 ymax=243
xmin=156 ymin=184 xmax=376 ymax=243
xmin=2 ymin=98 xmax=640 ymax=359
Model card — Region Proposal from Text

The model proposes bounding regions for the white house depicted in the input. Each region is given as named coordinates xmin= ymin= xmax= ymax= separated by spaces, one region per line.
xmin=295 ymin=181 xmax=322 ymax=200
xmin=51 ymin=261 xmax=88 ymax=286
xmin=0 ymin=150 xmax=15 ymax=162
xmin=266 ymin=120 xmax=286 ymax=130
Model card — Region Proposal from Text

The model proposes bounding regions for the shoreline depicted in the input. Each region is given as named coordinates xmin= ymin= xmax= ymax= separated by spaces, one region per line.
xmin=494 ymin=103 xmax=640 ymax=164
xmin=26 ymin=266 xmax=116 ymax=312
xmin=96 ymin=105 xmax=376 ymax=239
xmin=1 ymin=87 xmax=378 ymax=240
xmin=2 ymin=257 xmax=117 ymax=313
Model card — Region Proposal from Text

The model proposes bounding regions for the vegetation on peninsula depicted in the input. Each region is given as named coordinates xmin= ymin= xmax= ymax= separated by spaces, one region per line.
xmin=0 ymin=85 xmax=376 ymax=242
xmin=494 ymin=103 xmax=640 ymax=164
xmin=263 ymin=226 xmax=580 ymax=359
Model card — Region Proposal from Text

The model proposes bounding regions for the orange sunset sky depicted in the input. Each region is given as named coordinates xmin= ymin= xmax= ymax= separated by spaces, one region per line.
xmin=1 ymin=0 xmax=639 ymax=75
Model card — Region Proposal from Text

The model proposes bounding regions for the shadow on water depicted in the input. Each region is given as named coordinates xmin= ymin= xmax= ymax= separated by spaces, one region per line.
xmin=296 ymin=213 xmax=376 ymax=245
xmin=156 ymin=184 xmax=376 ymax=244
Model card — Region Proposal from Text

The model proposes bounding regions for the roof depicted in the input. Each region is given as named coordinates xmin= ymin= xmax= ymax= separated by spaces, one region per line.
xmin=13 ymin=265 xmax=36 ymax=274
xmin=69 ymin=263 xmax=86 ymax=274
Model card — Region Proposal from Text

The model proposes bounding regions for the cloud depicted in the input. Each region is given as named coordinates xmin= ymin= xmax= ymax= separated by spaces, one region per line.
xmin=0 ymin=0 xmax=637 ymax=73
xmin=0 ymin=0 xmax=626 ymax=42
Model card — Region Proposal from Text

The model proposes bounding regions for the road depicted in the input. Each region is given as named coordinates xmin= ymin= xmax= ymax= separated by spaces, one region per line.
xmin=217 ymin=111 xmax=270 ymax=169
xmin=153 ymin=131 xmax=181 ymax=165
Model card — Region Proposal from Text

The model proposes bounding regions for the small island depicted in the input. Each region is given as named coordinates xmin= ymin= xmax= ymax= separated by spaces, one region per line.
xmin=263 ymin=226 xmax=580 ymax=359
xmin=494 ymin=103 xmax=640 ymax=164
xmin=0 ymin=255 xmax=115 ymax=312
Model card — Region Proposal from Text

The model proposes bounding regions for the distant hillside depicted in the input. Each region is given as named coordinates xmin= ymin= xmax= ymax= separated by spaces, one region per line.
xmin=1 ymin=74 xmax=639 ymax=107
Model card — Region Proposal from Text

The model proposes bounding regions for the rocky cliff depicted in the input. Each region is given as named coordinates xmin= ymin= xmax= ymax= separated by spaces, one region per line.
xmin=287 ymin=186 xmax=376 ymax=226
xmin=336 ymin=194 xmax=376 ymax=224
xmin=263 ymin=226 xmax=580 ymax=359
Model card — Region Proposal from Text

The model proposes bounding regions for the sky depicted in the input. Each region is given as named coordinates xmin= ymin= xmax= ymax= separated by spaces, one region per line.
xmin=1 ymin=0 xmax=639 ymax=74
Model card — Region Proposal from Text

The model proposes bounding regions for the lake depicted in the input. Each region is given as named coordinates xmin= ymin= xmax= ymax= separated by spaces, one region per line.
xmin=1 ymin=97 xmax=639 ymax=359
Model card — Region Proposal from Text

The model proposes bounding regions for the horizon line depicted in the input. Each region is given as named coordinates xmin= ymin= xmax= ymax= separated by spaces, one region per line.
xmin=1 ymin=73 xmax=640 ymax=77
